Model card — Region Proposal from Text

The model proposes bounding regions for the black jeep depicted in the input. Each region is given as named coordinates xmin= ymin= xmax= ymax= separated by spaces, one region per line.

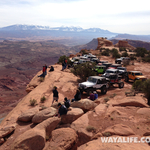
xmin=105 ymin=73 xmax=124 ymax=88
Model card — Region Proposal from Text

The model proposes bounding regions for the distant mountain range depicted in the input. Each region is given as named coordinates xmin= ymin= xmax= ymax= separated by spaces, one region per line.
xmin=0 ymin=24 xmax=114 ymax=34
xmin=0 ymin=24 xmax=150 ymax=46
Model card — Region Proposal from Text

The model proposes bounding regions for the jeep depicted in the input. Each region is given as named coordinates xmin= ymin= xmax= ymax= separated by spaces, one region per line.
xmin=105 ymin=73 xmax=124 ymax=88
xmin=102 ymin=63 xmax=112 ymax=69
xmin=101 ymin=68 xmax=119 ymax=77
xmin=78 ymin=76 xmax=108 ymax=95
xmin=125 ymin=71 xmax=147 ymax=82
xmin=115 ymin=57 xmax=130 ymax=64
xmin=117 ymin=67 xmax=127 ymax=78
xmin=94 ymin=65 xmax=106 ymax=74
xmin=108 ymin=64 xmax=122 ymax=69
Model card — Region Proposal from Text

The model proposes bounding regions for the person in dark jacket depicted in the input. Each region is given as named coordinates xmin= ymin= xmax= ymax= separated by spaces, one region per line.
xmin=64 ymin=97 xmax=70 ymax=109
xmin=58 ymin=103 xmax=68 ymax=117
xmin=52 ymin=86 xmax=59 ymax=104
xmin=49 ymin=66 xmax=54 ymax=72
xmin=72 ymin=89 xmax=81 ymax=102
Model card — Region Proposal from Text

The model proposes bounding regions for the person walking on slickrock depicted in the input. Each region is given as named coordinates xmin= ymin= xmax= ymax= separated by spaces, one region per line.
xmin=52 ymin=86 xmax=59 ymax=104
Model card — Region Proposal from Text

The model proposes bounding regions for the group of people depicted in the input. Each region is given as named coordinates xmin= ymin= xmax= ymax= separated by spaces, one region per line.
xmin=88 ymin=91 xmax=98 ymax=101
xmin=52 ymin=87 xmax=82 ymax=117
xmin=38 ymin=63 xmax=98 ymax=117
xmin=38 ymin=65 xmax=54 ymax=78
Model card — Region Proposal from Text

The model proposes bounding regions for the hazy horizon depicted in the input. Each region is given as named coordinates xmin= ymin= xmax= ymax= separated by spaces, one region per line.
xmin=0 ymin=0 xmax=150 ymax=35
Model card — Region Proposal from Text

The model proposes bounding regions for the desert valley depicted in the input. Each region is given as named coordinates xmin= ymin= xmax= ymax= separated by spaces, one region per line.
xmin=0 ymin=35 xmax=150 ymax=149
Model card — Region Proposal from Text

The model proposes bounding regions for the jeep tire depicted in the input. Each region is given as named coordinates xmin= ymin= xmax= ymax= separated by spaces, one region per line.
xmin=119 ymin=82 xmax=124 ymax=88
xmin=101 ymin=86 xmax=107 ymax=94
xmin=125 ymin=76 xmax=129 ymax=82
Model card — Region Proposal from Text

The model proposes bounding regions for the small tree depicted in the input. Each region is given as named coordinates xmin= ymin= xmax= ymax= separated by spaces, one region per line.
xmin=111 ymin=48 xmax=121 ymax=58
xmin=71 ymin=62 xmax=96 ymax=81
xmin=132 ymin=80 xmax=143 ymax=91
xmin=135 ymin=47 xmax=147 ymax=57
xmin=121 ymin=52 xmax=129 ymax=57
xmin=132 ymin=79 xmax=150 ymax=106
xmin=58 ymin=55 xmax=71 ymax=65
xmin=119 ymin=47 xmax=127 ymax=52
xmin=142 ymin=79 xmax=150 ymax=105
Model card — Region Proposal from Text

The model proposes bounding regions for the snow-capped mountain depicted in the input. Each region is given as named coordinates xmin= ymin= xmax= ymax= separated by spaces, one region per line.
xmin=0 ymin=24 xmax=112 ymax=33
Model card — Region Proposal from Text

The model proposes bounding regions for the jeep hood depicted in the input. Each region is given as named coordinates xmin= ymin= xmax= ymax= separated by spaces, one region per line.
xmin=79 ymin=81 xmax=95 ymax=87
xmin=136 ymin=75 xmax=147 ymax=79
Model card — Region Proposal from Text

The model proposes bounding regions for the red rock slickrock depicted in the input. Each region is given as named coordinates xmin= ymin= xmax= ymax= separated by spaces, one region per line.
xmin=1 ymin=51 xmax=150 ymax=150
xmin=115 ymin=40 xmax=135 ymax=50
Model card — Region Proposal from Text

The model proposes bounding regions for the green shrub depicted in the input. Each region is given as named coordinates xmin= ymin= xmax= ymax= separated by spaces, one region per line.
xmin=132 ymin=80 xmax=143 ymax=91
xmin=135 ymin=47 xmax=147 ymax=57
xmin=39 ymin=77 xmax=45 ymax=82
xmin=71 ymin=62 xmax=96 ymax=81
xmin=86 ymin=125 xmax=96 ymax=132
xmin=111 ymin=48 xmax=121 ymax=58
xmin=58 ymin=55 xmax=71 ymax=65
xmin=101 ymin=49 xmax=110 ymax=56
xmin=132 ymin=79 xmax=150 ymax=105
xmin=30 ymin=99 xmax=37 ymax=106
xmin=80 ymin=49 xmax=89 ymax=55
xmin=104 ymin=97 xmax=110 ymax=102
xmin=142 ymin=79 xmax=150 ymax=105
xmin=109 ymin=93 xmax=116 ymax=98
xmin=121 ymin=52 xmax=129 ymax=57
xmin=129 ymin=55 xmax=136 ymax=60
xmin=40 ymin=96 xmax=46 ymax=103
xmin=119 ymin=47 xmax=127 ymax=52
xmin=103 ymin=132 xmax=111 ymax=137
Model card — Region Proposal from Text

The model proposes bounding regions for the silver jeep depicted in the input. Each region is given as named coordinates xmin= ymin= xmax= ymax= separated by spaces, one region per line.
xmin=78 ymin=76 xmax=108 ymax=95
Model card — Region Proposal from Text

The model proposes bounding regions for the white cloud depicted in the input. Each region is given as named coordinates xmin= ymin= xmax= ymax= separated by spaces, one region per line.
xmin=0 ymin=0 xmax=150 ymax=34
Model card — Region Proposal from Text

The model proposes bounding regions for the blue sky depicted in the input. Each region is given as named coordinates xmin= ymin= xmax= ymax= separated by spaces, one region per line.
xmin=0 ymin=0 xmax=150 ymax=35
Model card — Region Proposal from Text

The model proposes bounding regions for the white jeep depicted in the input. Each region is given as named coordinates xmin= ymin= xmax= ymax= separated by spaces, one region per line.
xmin=78 ymin=76 xmax=109 ymax=95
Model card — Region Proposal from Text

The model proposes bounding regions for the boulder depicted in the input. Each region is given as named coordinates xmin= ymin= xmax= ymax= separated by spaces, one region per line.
xmin=71 ymin=111 xmax=93 ymax=146
xmin=32 ymin=107 xmax=57 ymax=124
xmin=109 ymin=96 xmax=148 ymax=108
xmin=18 ymin=107 xmax=39 ymax=122
xmin=0 ymin=124 xmax=16 ymax=138
xmin=43 ymin=128 xmax=78 ymax=150
xmin=137 ymin=108 xmax=150 ymax=117
xmin=61 ymin=107 xmax=84 ymax=124
xmin=78 ymin=137 xmax=150 ymax=150
xmin=102 ymin=124 xmax=135 ymax=136
xmin=71 ymin=99 xmax=97 ymax=112
xmin=11 ymin=117 xmax=60 ymax=150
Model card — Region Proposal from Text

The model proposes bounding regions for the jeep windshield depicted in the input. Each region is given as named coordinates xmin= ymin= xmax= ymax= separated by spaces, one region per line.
xmin=135 ymin=73 xmax=143 ymax=75
xmin=117 ymin=67 xmax=126 ymax=70
xmin=87 ymin=77 xmax=97 ymax=83
xmin=106 ymin=70 xmax=117 ymax=73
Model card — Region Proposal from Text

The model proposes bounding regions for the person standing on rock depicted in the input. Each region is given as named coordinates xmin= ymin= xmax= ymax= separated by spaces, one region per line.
xmin=57 ymin=103 xmax=68 ymax=117
xmin=38 ymin=64 xmax=47 ymax=78
xmin=43 ymin=64 xmax=47 ymax=76
xmin=52 ymin=86 xmax=59 ymax=104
